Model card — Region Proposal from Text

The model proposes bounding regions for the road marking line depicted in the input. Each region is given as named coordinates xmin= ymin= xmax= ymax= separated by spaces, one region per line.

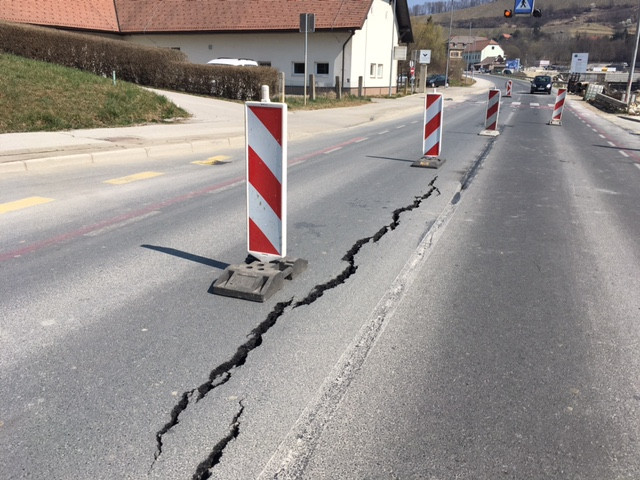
xmin=104 ymin=171 xmax=164 ymax=185
xmin=608 ymin=141 xmax=616 ymax=146
xmin=0 ymin=196 xmax=54 ymax=215
xmin=599 ymin=134 xmax=606 ymax=138
xmin=396 ymin=125 xmax=405 ymax=129
xmin=620 ymin=150 xmax=630 ymax=157
xmin=512 ymin=102 xmax=521 ymax=106
xmin=378 ymin=130 xmax=390 ymax=135
xmin=592 ymin=128 xmax=598 ymax=133
xmin=530 ymin=102 xmax=540 ymax=107
xmin=635 ymin=164 xmax=640 ymax=171
xmin=324 ymin=147 xmax=343 ymax=154
xmin=84 ymin=211 xmax=161 ymax=236
xmin=192 ymin=155 xmax=231 ymax=166
xmin=355 ymin=137 xmax=368 ymax=143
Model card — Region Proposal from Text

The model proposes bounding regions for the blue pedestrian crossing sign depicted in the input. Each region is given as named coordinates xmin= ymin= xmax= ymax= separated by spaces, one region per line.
xmin=514 ymin=0 xmax=534 ymax=15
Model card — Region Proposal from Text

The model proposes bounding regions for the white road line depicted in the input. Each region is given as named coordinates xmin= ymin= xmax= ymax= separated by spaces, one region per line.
xmin=608 ymin=141 xmax=616 ymax=146
xmin=635 ymin=164 xmax=640 ymax=171
xmin=592 ymin=128 xmax=598 ymax=133
xmin=530 ymin=102 xmax=540 ymax=107
xmin=355 ymin=137 xmax=368 ymax=143
xmin=599 ymin=134 xmax=606 ymax=138
xmin=324 ymin=147 xmax=343 ymax=154
xmin=512 ymin=102 xmax=521 ymax=106
xmin=396 ymin=125 xmax=405 ymax=129
xmin=378 ymin=130 xmax=390 ymax=135
xmin=619 ymin=150 xmax=630 ymax=158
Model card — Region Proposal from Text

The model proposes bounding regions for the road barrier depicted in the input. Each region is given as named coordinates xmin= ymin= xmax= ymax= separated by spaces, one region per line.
xmin=505 ymin=79 xmax=513 ymax=98
xmin=549 ymin=88 xmax=567 ymax=126
xmin=212 ymin=100 xmax=307 ymax=301
xmin=245 ymin=102 xmax=287 ymax=259
xmin=479 ymin=89 xmax=501 ymax=136
xmin=412 ymin=93 xmax=446 ymax=168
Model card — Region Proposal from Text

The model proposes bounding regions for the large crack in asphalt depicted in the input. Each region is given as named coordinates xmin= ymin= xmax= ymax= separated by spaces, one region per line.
xmin=191 ymin=400 xmax=245 ymax=480
xmin=150 ymin=176 xmax=440 ymax=476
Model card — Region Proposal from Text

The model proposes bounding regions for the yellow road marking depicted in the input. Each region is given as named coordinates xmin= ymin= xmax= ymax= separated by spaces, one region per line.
xmin=104 ymin=171 xmax=164 ymax=185
xmin=0 ymin=196 xmax=54 ymax=214
xmin=192 ymin=155 xmax=231 ymax=166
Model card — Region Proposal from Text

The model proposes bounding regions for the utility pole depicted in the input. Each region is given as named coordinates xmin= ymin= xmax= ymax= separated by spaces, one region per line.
xmin=388 ymin=0 xmax=396 ymax=96
xmin=625 ymin=1 xmax=640 ymax=109
xmin=444 ymin=0 xmax=453 ymax=87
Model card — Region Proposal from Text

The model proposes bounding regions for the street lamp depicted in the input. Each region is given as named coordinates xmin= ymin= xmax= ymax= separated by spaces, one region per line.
xmin=444 ymin=0 xmax=454 ymax=87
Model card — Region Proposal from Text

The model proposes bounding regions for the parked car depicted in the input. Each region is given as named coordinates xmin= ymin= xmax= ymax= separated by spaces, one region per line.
xmin=503 ymin=69 xmax=513 ymax=75
xmin=426 ymin=74 xmax=447 ymax=87
xmin=207 ymin=58 xmax=258 ymax=66
xmin=530 ymin=75 xmax=552 ymax=94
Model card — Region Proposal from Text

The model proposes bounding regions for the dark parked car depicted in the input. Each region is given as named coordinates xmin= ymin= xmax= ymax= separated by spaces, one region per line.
xmin=530 ymin=75 xmax=552 ymax=94
xmin=426 ymin=74 xmax=447 ymax=87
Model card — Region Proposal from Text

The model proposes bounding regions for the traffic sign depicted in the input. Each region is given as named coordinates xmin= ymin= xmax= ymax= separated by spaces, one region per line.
xmin=419 ymin=50 xmax=431 ymax=64
xmin=514 ymin=0 xmax=534 ymax=15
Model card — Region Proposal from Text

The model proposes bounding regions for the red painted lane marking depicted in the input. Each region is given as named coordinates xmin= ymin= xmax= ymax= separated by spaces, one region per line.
xmin=0 ymin=177 xmax=242 ymax=263
xmin=1 ymin=136 xmax=369 ymax=262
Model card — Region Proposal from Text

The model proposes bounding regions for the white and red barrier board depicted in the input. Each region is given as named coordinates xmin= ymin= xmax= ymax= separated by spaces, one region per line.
xmin=552 ymin=88 xmax=567 ymax=122
xmin=245 ymin=102 xmax=287 ymax=260
xmin=505 ymin=80 xmax=512 ymax=97
xmin=423 ymin=93 xmax=443 ymax=157
xmin=485 ymin=89 xmax=501 ymax=130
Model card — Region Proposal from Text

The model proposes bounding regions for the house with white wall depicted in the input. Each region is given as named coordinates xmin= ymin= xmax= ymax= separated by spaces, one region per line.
xmin=0 ymin=0 xmax=413 ymax=95
xmin=462 ymin=38 xmax=505 ymax=71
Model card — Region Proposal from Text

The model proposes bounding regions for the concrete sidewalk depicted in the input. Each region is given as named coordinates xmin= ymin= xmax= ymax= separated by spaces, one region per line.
xmin=0 ymin=79 xmax=493 ymax=174
xmin=1 ymin=76 xmax=638 ymax=174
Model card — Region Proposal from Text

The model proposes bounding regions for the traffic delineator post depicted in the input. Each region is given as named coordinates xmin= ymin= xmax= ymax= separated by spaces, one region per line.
xmin=479 ymin=89 xmax=501 ymax=136
xmin=412 ymin=93 xmax=446 ymax=168
xmin=212 ymin=100 xmax=307 ymax=302
xmin=505 ymin=79 xmax=513 ymax=98
xmin=548 ymin=88 xmax=567 ymax=126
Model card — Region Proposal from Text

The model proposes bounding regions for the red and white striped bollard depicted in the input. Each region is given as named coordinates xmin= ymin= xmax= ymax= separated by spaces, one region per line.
xmin=549 ymin=88 xmax=567 ymax=125
xmin=505 ymin=79 xmax=513 ymax=98
xmin=245 ymin=102 xmax=287 ymax=260
xmin=413 ymin=92 xmax=446 ymax=168
xmin=479 ymin=89 xmax=501 ymax=136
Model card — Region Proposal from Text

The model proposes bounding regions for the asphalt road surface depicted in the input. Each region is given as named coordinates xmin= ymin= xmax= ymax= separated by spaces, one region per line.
xmin=1 ymin=83 xmax=639 ymax=479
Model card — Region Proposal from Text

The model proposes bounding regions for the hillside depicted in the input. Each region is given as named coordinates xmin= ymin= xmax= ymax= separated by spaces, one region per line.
xmin=416 ymin=0 xmax=639 ymax=66
xmin=424 ymin=0 xmax=637 ymax=35
xmin=0 ymin=54 xmax=188 ymax=133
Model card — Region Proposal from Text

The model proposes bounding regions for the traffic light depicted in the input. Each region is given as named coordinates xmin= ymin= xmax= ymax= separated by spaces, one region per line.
xmin=504 ymin=9 xmax=513 ymax=18
xmin=532 ymin=8 xmax=542 ymax=17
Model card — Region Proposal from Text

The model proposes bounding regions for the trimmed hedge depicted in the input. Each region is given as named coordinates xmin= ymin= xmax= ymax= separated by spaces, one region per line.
xmin=0 ymin=21 xmax=278 ymax=100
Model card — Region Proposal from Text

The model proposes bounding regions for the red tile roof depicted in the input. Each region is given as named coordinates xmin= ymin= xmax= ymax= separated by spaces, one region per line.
xmin=0 ymin=0 xmax=375 ymax=33
xmin=0 ymin=0 xmax=120 ymax=32
xmin=116 ymin=0 xmax=374 ymax=33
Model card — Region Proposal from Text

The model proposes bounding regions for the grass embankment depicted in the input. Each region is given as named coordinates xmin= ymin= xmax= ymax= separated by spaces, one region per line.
xmin=0 ymin=53 xmax=189 ymax=133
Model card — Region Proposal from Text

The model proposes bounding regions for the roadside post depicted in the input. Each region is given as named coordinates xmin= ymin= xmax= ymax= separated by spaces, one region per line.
xmin=548 ymin=88 xmax=567 ymax=126
xmin=479 ymin=89 xmax=501 ymax=136
xmin=412 ymin=92 xmax=446 ymax=168
xmin=212 ymin=100 xmax=307 ymax=302
xmin=505 ymin=79 xmax=513 ymax=98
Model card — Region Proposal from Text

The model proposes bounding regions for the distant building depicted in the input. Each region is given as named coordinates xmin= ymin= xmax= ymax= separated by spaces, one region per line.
xmin=462 ymin=39 xmax=505 ymax=71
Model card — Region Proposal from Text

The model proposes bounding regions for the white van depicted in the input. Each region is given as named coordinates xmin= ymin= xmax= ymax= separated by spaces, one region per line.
xmin=207 ymin=58 xmax=258 ymax=67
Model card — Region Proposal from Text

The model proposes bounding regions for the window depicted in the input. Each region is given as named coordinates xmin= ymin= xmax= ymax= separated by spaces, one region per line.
xmin=316 ymin=62 xmax=329 ymax=76
xmin=369 ymin=64 xmax=384 ymax=78
xmin=293 ymin=62 xmax=305 ymax=75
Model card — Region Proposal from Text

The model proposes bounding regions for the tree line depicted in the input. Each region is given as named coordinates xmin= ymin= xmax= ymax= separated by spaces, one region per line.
xmin=410 ymin=0 xmax=495 ymax=16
